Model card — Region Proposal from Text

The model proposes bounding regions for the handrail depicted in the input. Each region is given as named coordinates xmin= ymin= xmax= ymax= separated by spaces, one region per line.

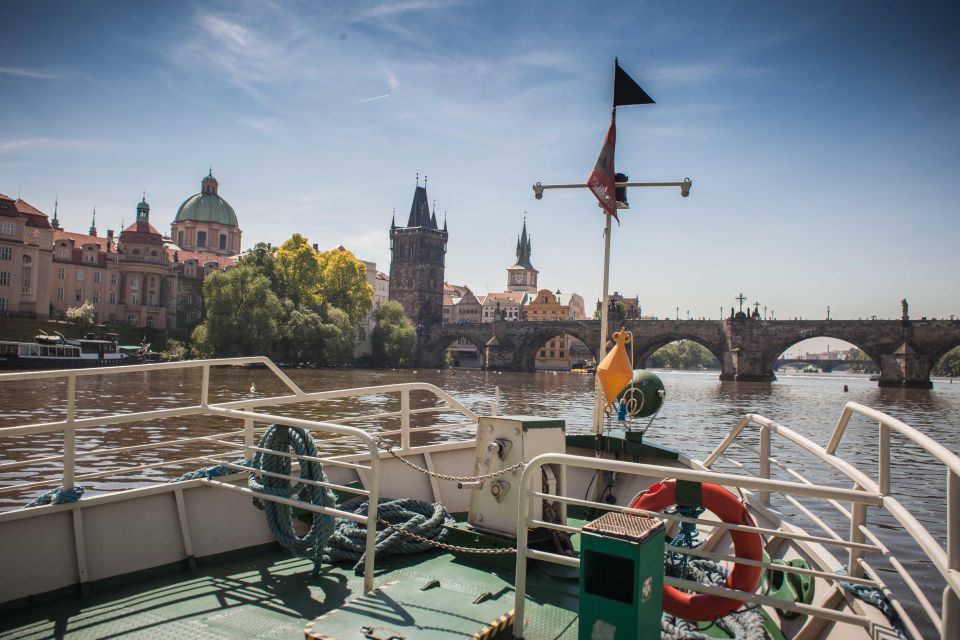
xmin=700 ymin=403 xmax=960 ymax=640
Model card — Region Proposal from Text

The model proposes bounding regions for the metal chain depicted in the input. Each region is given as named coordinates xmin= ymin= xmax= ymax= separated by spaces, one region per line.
xmin=376 ymin=516 xmax=517 ymax=555
xmin=376 ymin=435 xmax=525 ymax=483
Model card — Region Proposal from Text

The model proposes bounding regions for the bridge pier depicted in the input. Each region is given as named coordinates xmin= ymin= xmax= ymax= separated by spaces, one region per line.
xmin=878 ymin=342 xmax=933 ymax=389
xmin=720 ymin=348 xmax=776 ymax=383
xmin=483 ymin=336 xmax=517 ymax=371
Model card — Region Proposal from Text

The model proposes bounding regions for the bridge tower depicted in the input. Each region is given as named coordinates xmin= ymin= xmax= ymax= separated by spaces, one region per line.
xmin=389 ymin=178 xmax=448 ymax=328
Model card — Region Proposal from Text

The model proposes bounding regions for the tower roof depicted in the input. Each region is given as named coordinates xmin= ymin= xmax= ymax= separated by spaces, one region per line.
xmin=511 ymin=218 xmax=535 ymax=270
xmin=405 ymin=185 xmax=436 ymax=229
xmin=174 ymin=171 xmax=239 ymax=227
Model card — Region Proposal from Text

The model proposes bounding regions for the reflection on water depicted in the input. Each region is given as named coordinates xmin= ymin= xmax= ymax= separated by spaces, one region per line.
xmin=0 ymin=366 xmax=958 ymax=626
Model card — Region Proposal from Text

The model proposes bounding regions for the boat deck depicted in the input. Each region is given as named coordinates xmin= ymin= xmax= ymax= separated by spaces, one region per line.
xmin=0 ymin=521 xmax=587 ymax=640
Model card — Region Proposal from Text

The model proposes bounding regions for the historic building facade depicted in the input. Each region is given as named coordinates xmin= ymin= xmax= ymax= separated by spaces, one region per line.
xmin=506 ymin=218 xmax=538 ymax=293
xmin=388 ymin=181 xmax=447 ymax=328
xmin=0 ymin=172 xmax=240 ymax=329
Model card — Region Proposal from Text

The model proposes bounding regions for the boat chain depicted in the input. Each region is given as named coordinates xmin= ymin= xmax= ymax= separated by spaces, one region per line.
xmin=375 ymin=435 xmax=526 ymax=483
xmin=374 ymin=435 xmax=521 ymax=554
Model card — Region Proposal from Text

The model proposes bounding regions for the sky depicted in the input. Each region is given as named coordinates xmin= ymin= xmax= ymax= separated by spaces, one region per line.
xmin=2 ymin=0 xmax=959 ymax=342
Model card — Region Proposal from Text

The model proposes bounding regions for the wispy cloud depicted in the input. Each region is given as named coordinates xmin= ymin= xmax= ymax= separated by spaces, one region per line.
xmin=343 ymin=94 xmax=390 ymax=106
xmin=235 ymin=116 xmax=281 ymax=132
xmin=0 ymin=138 xmax=109 ymax=152
xmin=0 ymin=66 xmax=61 ymax=80
xmin=360 ymin=0 xmax=464 ymax=19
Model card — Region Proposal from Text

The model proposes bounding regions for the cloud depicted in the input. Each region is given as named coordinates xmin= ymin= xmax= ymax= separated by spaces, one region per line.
xmin=0 ymin=66 xmax=61 ymax=80
xmin=236 ymin=116 xmax=281 ymax=132
xmin=360 ymin=0 xmax=463 ymax=19
xmin=0 ymin=138 xmax=109 ymax=152
xmin=343 ymin=94 xmax=390 ymax=106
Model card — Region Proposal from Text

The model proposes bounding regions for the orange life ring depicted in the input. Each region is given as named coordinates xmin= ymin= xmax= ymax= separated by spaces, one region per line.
xmin=629 ymin=479 xmax=763 ymax=621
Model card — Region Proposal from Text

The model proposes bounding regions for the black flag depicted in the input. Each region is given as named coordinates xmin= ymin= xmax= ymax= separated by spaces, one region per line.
xmin=613 ymin=59 xmax=655 ymax=107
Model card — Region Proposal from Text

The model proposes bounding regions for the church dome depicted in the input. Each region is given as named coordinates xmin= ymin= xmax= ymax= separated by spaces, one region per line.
xmin=174 ymin=171 xmax=239 ymax=227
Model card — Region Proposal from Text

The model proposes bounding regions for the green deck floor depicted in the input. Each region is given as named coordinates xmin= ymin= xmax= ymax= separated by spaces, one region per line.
xmin=0 ymin=538 xmax=582 ymax=639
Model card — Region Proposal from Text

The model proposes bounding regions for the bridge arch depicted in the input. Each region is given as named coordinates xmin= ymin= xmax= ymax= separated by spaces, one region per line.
xmin=633 ymin=333 xmax=724 ymax=368
xmin=418 ymin=328 xmax=488 ymax=369
xmin=515 ymin=326 xmax=599 ymax=372
xmin=764 ymin=332 xmax=880 ymax=374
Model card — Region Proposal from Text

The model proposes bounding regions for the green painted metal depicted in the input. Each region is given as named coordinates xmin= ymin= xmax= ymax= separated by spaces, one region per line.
xmin=618 ymin=370 xmax=665 ymax=417
xmin=174 ymin=192 xmax=239 ymax=227
xmin=675 ymin=480 xmax=703 ymax=508
xmin=566 ymin=431 xmax=682 ymax=460
xmin=578 ymin=514 xmax=665 ymax=640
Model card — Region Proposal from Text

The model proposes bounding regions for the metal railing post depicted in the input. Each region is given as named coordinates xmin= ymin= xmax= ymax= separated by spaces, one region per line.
xmin=200 ymin=364 xmax=210 ymax=407
xmin=944 ymin=469 xmax=960 ymax=639
xmin=514 ymin=466 xmax=532 ymax=639
xmin=244 ymin=418 xmax=254 ymax=461
xmin=364 ymin=444 xmax=381 ymax=594
xmin=848 ymin=500 xmax=867 ymax=578
xmin=759 ymin=424 xmax=771 ymax=506
xmin=400 ymin=390 xmax=410 ymax=451
xmin=879 ymin=421 xmax=890 ymax=495
xmin=63 ymin=375 xmax=77 ymax=490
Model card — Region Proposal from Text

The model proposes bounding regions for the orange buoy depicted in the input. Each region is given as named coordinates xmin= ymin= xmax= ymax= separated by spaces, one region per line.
xmin=596 ymin=329 xmax=633 ymax=404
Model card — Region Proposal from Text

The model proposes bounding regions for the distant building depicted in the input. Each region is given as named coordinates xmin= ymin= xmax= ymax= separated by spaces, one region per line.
xmin=506 ymin=218 xmax=538 ymax=293
xmin=354 ymin=263 xmax=389 ymax=358
xmin=1 ymin=171 xmax=238 ymax=329
xmin=526 ymin=288 xmax=587 ymax=370
xmin=480 ymin=291 xmax=528 ymax=322
xmin=389 ymin=181 xmax=448 ymax=328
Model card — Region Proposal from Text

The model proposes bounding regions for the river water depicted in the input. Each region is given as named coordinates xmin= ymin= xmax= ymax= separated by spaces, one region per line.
xmin=1 ymin=366 xmax=958 ymax=630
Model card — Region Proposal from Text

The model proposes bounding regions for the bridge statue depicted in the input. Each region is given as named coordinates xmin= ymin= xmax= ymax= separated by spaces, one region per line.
xmin=417 ymin=316 xmax=960 ymax=389
xmin=901 ymin=299 xmax=909 ymax=322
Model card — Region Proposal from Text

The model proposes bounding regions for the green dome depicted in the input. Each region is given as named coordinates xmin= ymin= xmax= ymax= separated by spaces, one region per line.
xmin=174 ymin=193 xmax=238 ymax=227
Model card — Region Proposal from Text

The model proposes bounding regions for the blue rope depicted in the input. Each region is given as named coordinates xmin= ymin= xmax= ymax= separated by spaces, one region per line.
xmin=666 ymin=504 xmax=705 ymax=580
xmin=26 ymin=485 xmax=85 ymax=507
xmin=835 ymin=567 xmax=908 ymax=639
xmin=323 ymin=497 xmax=453 ymax=575
xmin=169 ymin=459 xmax=254 ymax=482
xmin=247 ymin=425 xmax=336 ymax=577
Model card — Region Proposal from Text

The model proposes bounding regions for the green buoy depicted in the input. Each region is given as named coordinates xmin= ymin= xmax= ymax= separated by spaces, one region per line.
xmin=617 ymin=370 xmax=665 ymax=417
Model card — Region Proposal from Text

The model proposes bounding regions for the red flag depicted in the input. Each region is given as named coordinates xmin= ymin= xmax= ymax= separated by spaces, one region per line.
xmin=587 ymin=115 xmax=618 ymax=221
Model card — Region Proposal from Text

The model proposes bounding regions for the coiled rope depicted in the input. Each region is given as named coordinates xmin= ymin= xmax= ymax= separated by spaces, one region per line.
xmin=247 ymin=425 xmax=337 ymax=577
xmin=835 ymin=567 xmax=907 ymax=639
xmin=323 ymin=496 xmax=454 ymax=574
xmin=26 ymin=485 xmax=85 ymax=507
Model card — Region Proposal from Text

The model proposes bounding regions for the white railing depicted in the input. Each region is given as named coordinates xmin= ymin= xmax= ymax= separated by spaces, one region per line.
xmin=702 ymin=402 xmax=960 ymax=640
xmin=0 ymin=358 xmax=480 ymax=593
xmin=514 ymin=404 xmax=960 ymax=640
xmin=513 ymin=454 xmax=889 ymax=638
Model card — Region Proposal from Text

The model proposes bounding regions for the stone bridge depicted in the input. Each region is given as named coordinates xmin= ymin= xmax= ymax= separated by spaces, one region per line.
xmin=418 ymin=318 xmax=960 ymax=388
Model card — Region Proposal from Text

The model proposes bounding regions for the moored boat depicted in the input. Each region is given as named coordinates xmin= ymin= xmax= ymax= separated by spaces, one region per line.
xmin=0 ymin=331 xmax=131 ymax=369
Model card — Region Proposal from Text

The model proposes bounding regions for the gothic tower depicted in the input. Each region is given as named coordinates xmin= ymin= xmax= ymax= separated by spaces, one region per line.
xmin=506 ymin=217 xmax=538 ymax=293
xmin=389 ymin=180 xmax=448 ymax=328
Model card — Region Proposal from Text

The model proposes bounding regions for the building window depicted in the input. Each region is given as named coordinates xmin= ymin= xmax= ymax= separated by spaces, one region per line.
xmin=93 ymin=289 xmax=100 ymax=302
xmin=0 ymin=297 xmax=7 ymax=313
xmin=0 ymin=246 xmax=11 ymax=260
xmin=177 ymin=230 xmax=184 ymax=246
xmin=57 ymin=245 xmax=70 ymax=259
xmin=540 ymin=350 xmax=546 ymax=357
xmin=76 ymin=268 xmax=84 ymax=281
xmin=131 ymin=293 xmax=139 ymax=305
xmin=94 ymin=271 xmax=101 ymax=283
xmin=127 ymin=314 xmax=137 ymax=324
xmin=146 ymin=315 xmax=155 ymax=328
xmin=219 ymin=234 xmax=227 ymax=250
xmin=0 ymin=221 xmax=15 ymax=236
xmin=58 ymin=267 xmax=65 ymax=280
xmin=57 ymin=288 xmax=64 ymax=300
xmin=21 ymin=266 xmax=31 ymax=293
xmin=0 ymin=271 xmax=10 ymax=286
xmin=75 ymin=289 xmax=82 ymax=302
xmin=84 ymin=252 xmax=96 ymax=263
xmin=197 ymin=231 xmax=206 ymax=247
xmin=110 ymin=273 xmax=117 ymax=285
xmin=130 ymin=276 xmax=138 ymax=290
xmin=109 ymin=292 xmax=116 ymax=304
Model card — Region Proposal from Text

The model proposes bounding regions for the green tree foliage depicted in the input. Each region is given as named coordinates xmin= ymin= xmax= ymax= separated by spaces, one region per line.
xmin=194 ymin=267 xmax=282 ymax=357
xmin=236 ymin=242 xmax=281 ymax=293
xmin=933 ymin=347 xmax=960 ymax=377
xmin=275 ymin=233 xmax=322 ymax=310
xmin=317 ymin=247 xmax=374 ymax=324
xmin=845 ymin=347 xmax=878 ymax=374
xmin=281 ymin=307 xmax=355 ymax=366
xmin=66 ymin=300 xmax=95 ymax=331
xmin=160 ymin=338 xmax=188 ymax=361
xmin=372 ymin=301 xmax=416 ymax=367
xmin=647 ymin=340 xmax=719 ymax=370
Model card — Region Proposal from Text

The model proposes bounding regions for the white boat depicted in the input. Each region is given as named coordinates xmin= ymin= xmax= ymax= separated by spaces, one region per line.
xmin=0 ymin=357 xmax=957 ymax=639
xmin=0 ymin=331 xmax=129 ymax=369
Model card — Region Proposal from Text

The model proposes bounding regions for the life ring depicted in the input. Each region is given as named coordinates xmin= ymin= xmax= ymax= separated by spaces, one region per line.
xmin=630 ymin=479 xmax=763 ymax=621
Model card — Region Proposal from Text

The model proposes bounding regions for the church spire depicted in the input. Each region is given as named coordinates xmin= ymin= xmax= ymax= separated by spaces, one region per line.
xmin=515 ymin=216 xmax=534 ymax=269
xmin=89 ymin=206 xmax=97 ymax=236
xmin=51 ymin=198 xmax=60 ymax=229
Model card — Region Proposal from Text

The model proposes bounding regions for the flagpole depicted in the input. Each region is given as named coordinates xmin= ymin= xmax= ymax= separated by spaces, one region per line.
xmin=592 ymin=209 xmax=614 ymax=434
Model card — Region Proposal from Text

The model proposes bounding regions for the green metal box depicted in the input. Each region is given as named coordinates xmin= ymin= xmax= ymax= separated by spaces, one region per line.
xmin=579 ymin=511 xmax=665 ymax=640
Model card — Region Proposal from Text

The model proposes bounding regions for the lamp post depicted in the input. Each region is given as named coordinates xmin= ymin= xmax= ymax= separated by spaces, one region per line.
xmin=532 ymin=177 xmax=691 ymax=433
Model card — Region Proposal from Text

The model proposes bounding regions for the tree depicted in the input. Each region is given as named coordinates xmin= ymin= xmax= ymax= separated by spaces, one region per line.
xmin=160 ymin=338 xmax=188 ymax=361
xmin=372 ymin=301 xmax=416 ymax=367
xmin=281 ymin=306 xmax=355 ymax=366
xmin=933 ymin=347 xmax=960 ymax=377
xmin=237 ymin=242 xmax=281 ymax=292
xmin=66 ymin=300 xmax=95 ymax=331
xmin=845 ymin=347 xmax=878 ymax=374
xmin=317 ymin=247 xmax=373 ymax=325
xmin=274 ymin=233 xmax=322 ymax=310
xmin=196 ymin=266 xmax=283 ymax=357
xmin=647 ymin=340 xmax=718 ymax=370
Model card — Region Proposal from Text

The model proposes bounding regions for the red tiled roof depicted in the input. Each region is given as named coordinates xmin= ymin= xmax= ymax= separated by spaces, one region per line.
xmin=54 ymin=229 xmax=107 ymax=250
xmin=173 ymin=248 xmax=235 ymax=269
xmin=14 ymin=199 xmax=52 ymax=229
xmin=483 ymin=291 xmax=527 ymax=304
xmin=376 ymin=271 xmax=389 ymax=280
